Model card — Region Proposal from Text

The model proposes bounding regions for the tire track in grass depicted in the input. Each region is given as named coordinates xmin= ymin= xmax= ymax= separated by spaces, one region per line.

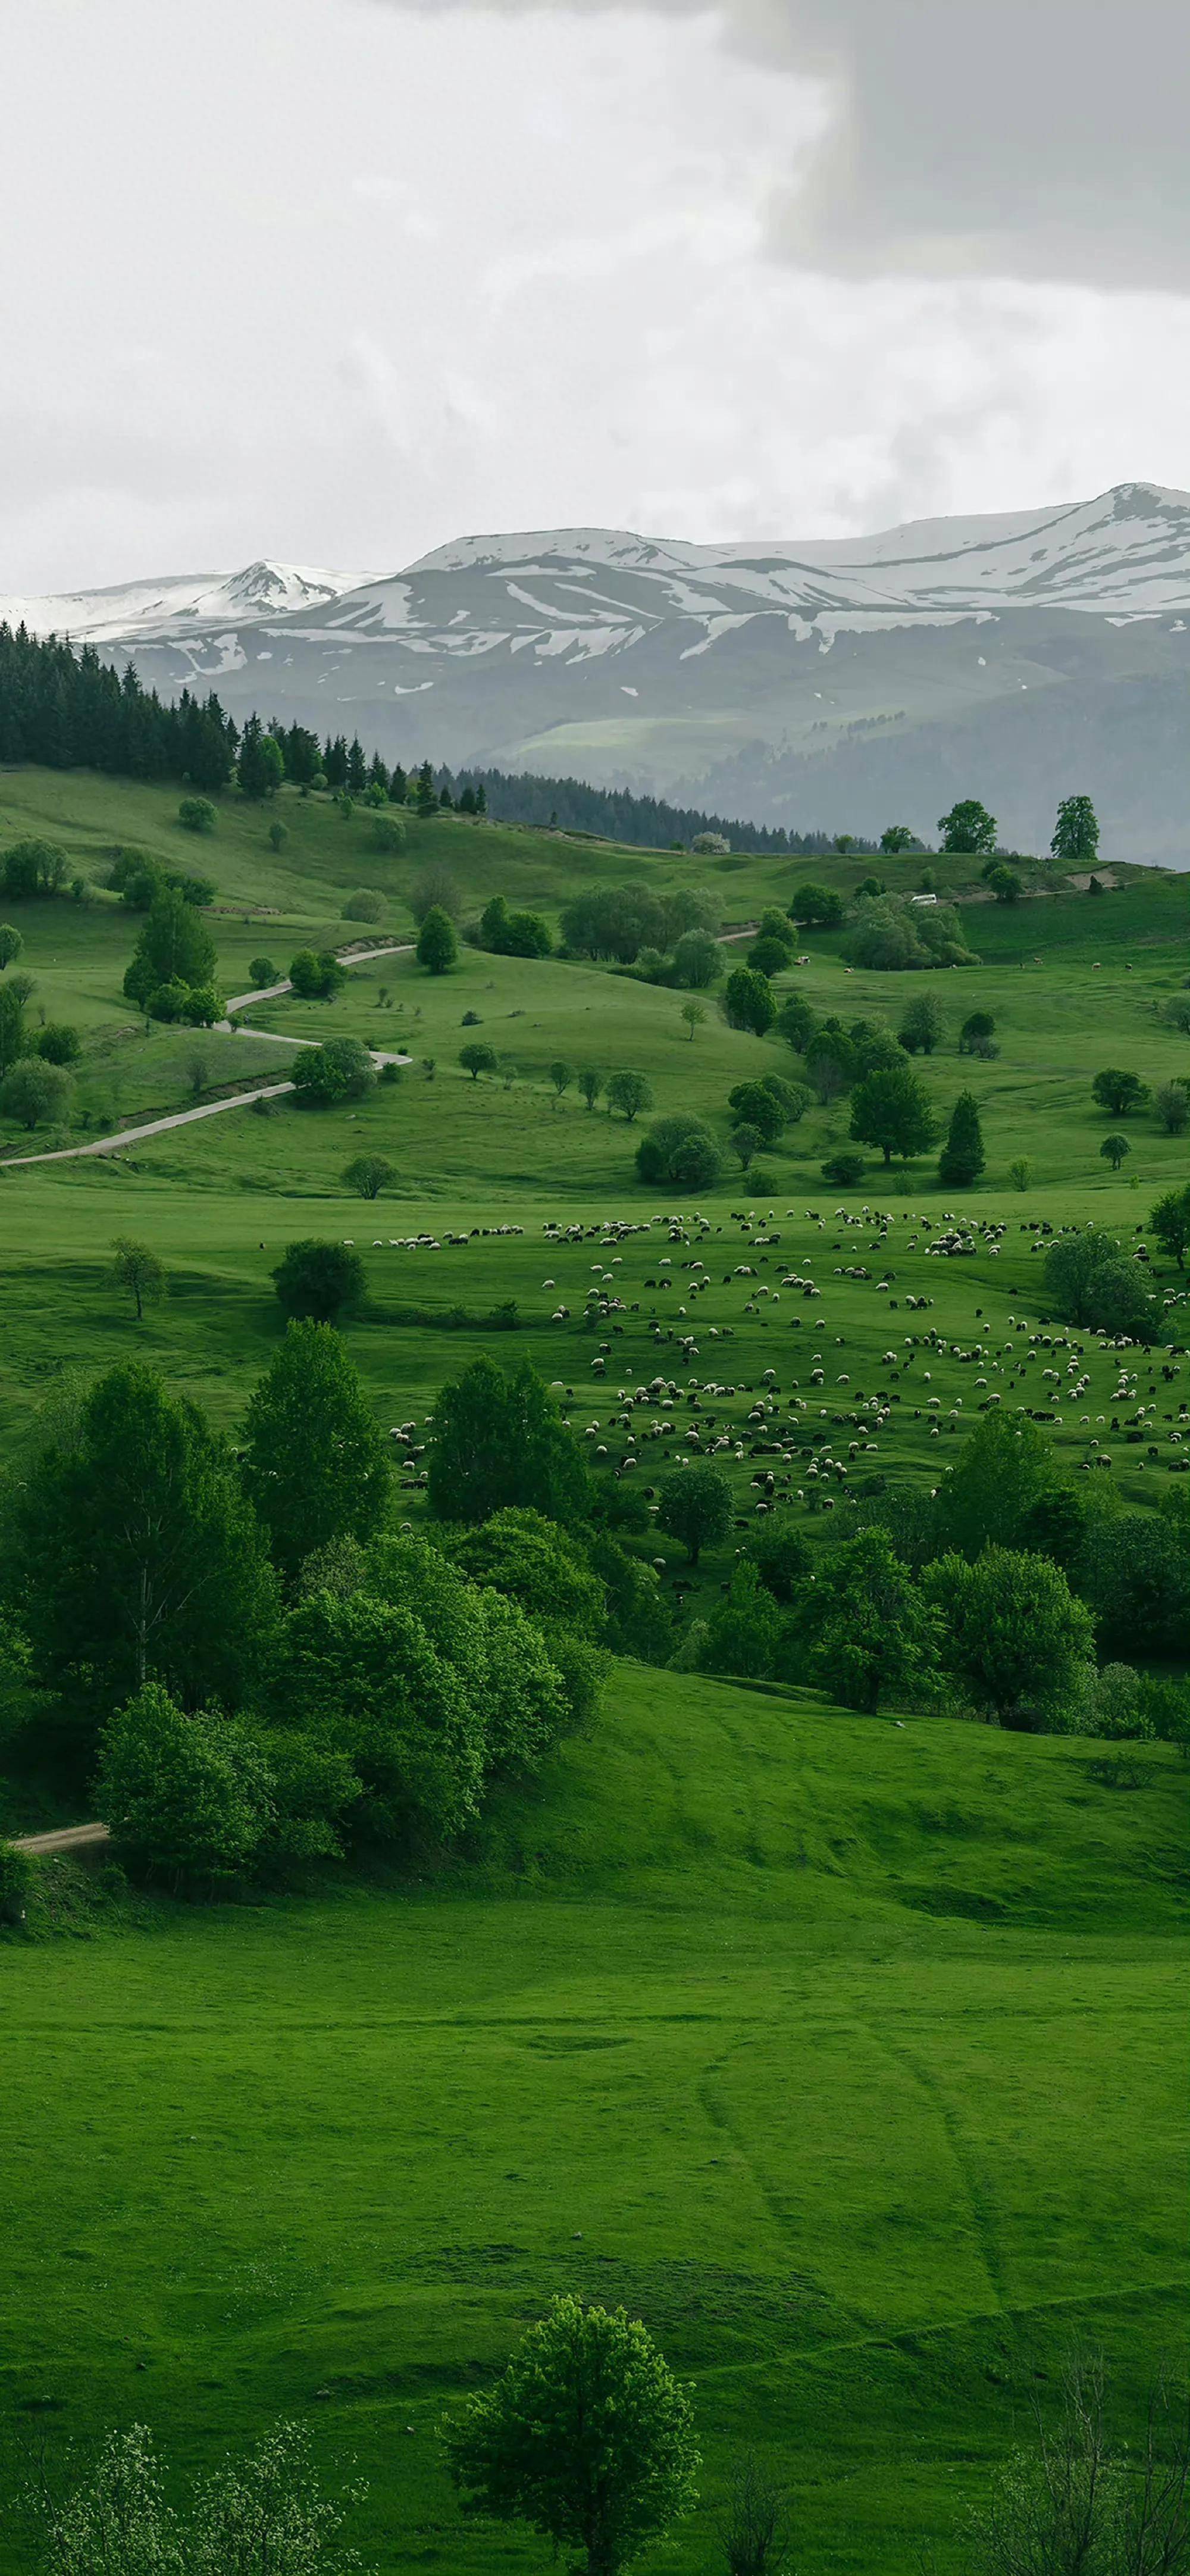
xmin=853 ymin=2011 xmax=1010 ymax=2315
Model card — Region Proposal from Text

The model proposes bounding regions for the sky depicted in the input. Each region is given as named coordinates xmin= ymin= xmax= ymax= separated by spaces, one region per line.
xmin=5 ymin=0 xmax=1189 ymax=592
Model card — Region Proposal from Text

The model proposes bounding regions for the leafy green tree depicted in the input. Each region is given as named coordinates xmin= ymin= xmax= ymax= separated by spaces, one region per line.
xmin=249 ymin=955 xmax=278 ymax=985
xmin=898 ymin=993 xmax=945 ymax=1055
xmin=775 ymin=994 xmax=818 ymax=1054
xmin=111 ymin=1236 xmax=167 ymax=1320
xmin=124 ymin=889 xmax=217 ymax=1006
xmin=292 ymin=1037 xmax=375 ymax=1106
xmin=880 ymin=824 xmax=917 ymax=854
xmin=606 ymin=1071 xmax=653 ymax=1123
xmin=417 ymin=906 xmax=458 ymax=974
xmin=411 ymin=862 xmax=461 ymax=923
xmin=0 ymin=923 xmax=23 ymax=968
xmin=788 ymin=882 xmax=844 ymax=927
xmin=270 ymin=1587 xmax=484 ymax=1844
xmin=1154 ymin=1080 xmax=1189 ymax=1135
xmin=985 ymin=862 xmax=1022 ymax=902
xmin=1044 ymin=1224 xmax=1157 ymax=1337
xmin=938 ymin=1090 xmax=985 ymax=1186
xmin=933 ymin=1413 xmax=1063 ymax=1561
xmin=273 ymin=1239 xmax=366 ymax=1324
xmin=28 ymin=2424 xmax=184 ymax=2576
xmin=443 ymin=1508 xmax=606 ymax=1637
xmin=288 ymin=949 xmax=345 ymax=1001
xmin=848 ymin=1065 xmax=936 ymax=1165
xmin=749 ymin=936 xmax=791 ymax=978
xmin=729 ymin=1122 xmax=763 ymax=1170
xmin=1008 ymin=1156 xmax=1032 ymax=1190
xmin=237 ymin=717 xmax=284 ymax=799
xmin=820 ymin=1149 xmax=865 ymax=1186
xmin=459 ymin=1042 xmax=498 ymax=1082
xmin=657 ymin=1462 xmax=732 ymax=1565
xmin=726 ymin=1080 xmax=785 ymax=1144
xmin=243 ymin=1321 xmax=390 ymax=1581
xmin=189 ymin=2421 xmax=364 ymax=2576
xmin=1078 ymin=1511 xmax=1190 ymax=1659
xmin=0 ymin=976 xmax=32 ymax=1071
xmin=746 ymin=1514 xmax=812 ymax=1603
xmin=845 ymin=897 xmax=928 ymax=972
xmin=635 ymin=1114 xmax=722 ymax=1189
xmin=444 ymin=2295 xmax=699 ymax=2576
xmin=1051 ymin=792 xmax=1100 ymax=870
xmin=922 ymin=1547 xmax=1094 ymax=1730
xmin=343 ymin=1153 xmax=396 ymax=1199
xmin=0 ymin=1055 xmax=71 ymax=1128
xmin=1100 ymin=1133 xmax=1130 ymax=1171
xmin=938 ymin=798 xmax=997 ymax=855
xmin=428 ymin=1356 xmax=589 ymax=1525
xmin=1091 ymin=1068 xmax=1149 ymax=1117
xmin=1150 ymin=1183 xmax=1190 ymax=1268
xmin=803 ymin=1527 xmax=940 ymax=1715
xmin=848 ymin=1019 xmax=901 ymax=1076
xmin=549 ymin=1060 xmax=574 ymax=1098
xmin=578 ymin=1067 xmax=603 ymax=1111
xmin=681 ymin=999 xmax=707 ymax=1040
xmin=673 ymin=929 xmax=722 ymax=989
xmin=762 ymin=1072 xmax=811 ymax=1123
xmin=8 ymin=1364 xmax=277 ymax=1736
xmin=699 ymin=1561 xmax=782 ymax=1678
xmin=722 ymin=967 xmax=776 ymax=1036
xmin=99 ymin=1684 xmax=273 ymax=1886
xmin=2 ymin=837 xmax=70 ymax=896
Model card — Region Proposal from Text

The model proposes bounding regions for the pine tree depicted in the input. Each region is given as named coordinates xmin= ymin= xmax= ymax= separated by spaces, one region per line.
xmin=938 ymin=1089 xmax=985 ymax=1186
xmin=346 ymin=736 xmax=368 ymax=793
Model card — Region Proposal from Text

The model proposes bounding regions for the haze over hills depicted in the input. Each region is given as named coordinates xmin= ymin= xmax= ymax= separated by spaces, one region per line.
xmin=6 ymin=483 xmax=1190 ymax=861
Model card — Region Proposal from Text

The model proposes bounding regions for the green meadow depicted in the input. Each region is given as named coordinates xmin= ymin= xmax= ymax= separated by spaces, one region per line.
xmin=0 ymin=765 xmax=1187 ymax=2574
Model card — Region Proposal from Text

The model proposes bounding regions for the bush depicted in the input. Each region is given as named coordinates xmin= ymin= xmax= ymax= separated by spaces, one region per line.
xmin=291 ymin=1037 xmax=375 ymax=1106
xmin=178 ymin=796 xmax=217 ymax=834
xmin=273 ymin=1239 xmax=367 ymax=1323
xmin=821 ymin=1149 xmax=865 ymax=1185
xmin=342 ymin=889 xmax=384 ymax=923
xmin=35 ymin=1022 xmax=81 ymax=1065
xmin=0 ymin=1839 xmax=34 ymax=1925
xmin=372 ymin=814 xmax=406 ymax=853
xmin=635 ymin=1113 xmax=722 ymax=1189
xmin=0 ymin=1055 xmax=72 ymax=1128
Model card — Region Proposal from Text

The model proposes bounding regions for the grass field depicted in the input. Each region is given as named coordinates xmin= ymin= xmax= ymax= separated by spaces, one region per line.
xmin=5 ymin=1667 xmax=1186 ymax=2576
xmin=1 ymin=765 xmax=1187 ymax=2575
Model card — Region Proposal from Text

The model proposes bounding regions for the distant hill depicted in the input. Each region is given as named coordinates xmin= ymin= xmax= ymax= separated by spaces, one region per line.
xmin=7 ymin=483 xmax=1190 ymax=864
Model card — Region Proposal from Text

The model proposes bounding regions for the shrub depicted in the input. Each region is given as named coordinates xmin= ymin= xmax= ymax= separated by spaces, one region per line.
xmin=371 ymin=814 xmax=406 ymax=853
xmin=959 ymin=1009 xmax=997 ymax=1056
xmin=342 ymin=889 xmax=384 ymax=923
xmin=178 ymin=796 xmax=217 ymax=833
xmin=635 ymin=1115 xmax=721 ymax=1188
xmin=821 ymin=1149 xmax=865 ymax=1185
xmin=35 ymin=1022 xmax=81 ymax=1065
xmin=273 ymin=1239 xmax=366 ymax=1323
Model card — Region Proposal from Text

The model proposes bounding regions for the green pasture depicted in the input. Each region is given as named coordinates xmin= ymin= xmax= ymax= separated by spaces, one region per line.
xmin=0 ymin=765 xmax=1186 ymax=2576
xmin=4 ymin=1665 xmax=1186 ymax=2576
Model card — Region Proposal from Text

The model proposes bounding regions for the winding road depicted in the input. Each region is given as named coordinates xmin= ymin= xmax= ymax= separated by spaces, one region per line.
xmin=0 ymin=941 xmax=414 ymax=1172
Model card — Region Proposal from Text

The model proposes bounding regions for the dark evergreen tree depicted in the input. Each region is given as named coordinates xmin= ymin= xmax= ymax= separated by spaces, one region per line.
xmin=346 ymin=736 xmax=368 ymax=793
xmin=323 ymin=734 xmax=349 ymax=789
xmin=938 ymin=1089 xmax=985 ymax=1186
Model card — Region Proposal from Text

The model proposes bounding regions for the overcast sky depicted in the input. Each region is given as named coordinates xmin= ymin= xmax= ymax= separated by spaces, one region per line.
xmin=5 ymin=0 xmax=1189 ymax=590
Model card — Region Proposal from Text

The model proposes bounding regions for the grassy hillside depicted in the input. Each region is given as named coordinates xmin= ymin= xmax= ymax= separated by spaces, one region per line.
xmin=4 ymin=1664 xmax=1186 ymax=2576
xmin=1 ymin=763 xmax=1186 ymax=2576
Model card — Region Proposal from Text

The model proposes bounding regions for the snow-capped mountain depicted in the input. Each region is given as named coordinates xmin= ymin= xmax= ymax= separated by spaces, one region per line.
xmin=0 ymin=559 xmax=375 ymax=646
xmin=7 ymin=487 xmax=1190 ymax=860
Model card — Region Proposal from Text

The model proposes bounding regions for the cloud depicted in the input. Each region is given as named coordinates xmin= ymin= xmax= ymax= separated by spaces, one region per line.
xmin=379 ymin=0 xmax=1190 ymax=288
